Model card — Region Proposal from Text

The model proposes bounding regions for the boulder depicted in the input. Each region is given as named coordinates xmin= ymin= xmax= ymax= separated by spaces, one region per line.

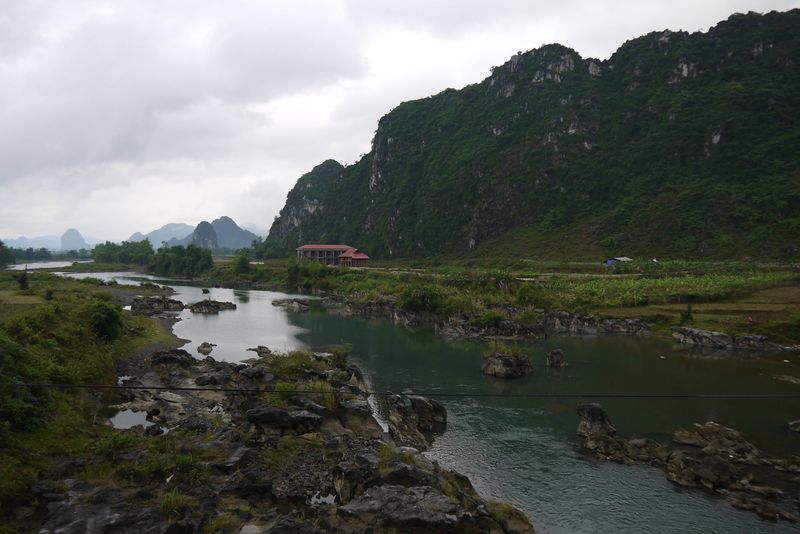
xmin=130 ymin=295 xmax=184 ymax=316
xmin=188 ymin=299 xmax=237 ymax=314
xmin=151 ymin=349 xmax=196 ymax=367
xmin=481 ymin=354 xmax=532 ymax=378
xmin=197 ymin=342 xmax=216 ymax=356
xmin=338 ymin=485 xmax=465 ymax=530
xmin=245 ymin=407 xmax=323 ymax=435
xmin=545 ymin=349 xmax=567 ymax=368
xmin=246 ymin=345 xmax=272 ymax=357
xmin=789 ymin=420 xmax=800 ymax=433
xmin=576 ymin=403 xmax=616 ymax=438
xmin=271 ymin=298 xmax=313 ymax=312
xmin=386 ymin=394 xmax=447 ymax=450
xmin=672 ymin=326 xmax=734 ymax=350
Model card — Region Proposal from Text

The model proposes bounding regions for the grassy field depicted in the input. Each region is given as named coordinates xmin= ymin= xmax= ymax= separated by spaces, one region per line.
xmin=600 ymin=285 xmax=800 ymax=344
xmin=0 ymin=271 xmax=179 ymax=521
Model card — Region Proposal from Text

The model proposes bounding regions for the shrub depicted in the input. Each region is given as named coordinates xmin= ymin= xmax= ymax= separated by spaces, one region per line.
xmin=397 ymin=285 xmax=444 ymax=314
xmin=87 ymin=300 xmax=124 ymax=341
xmin=469 ymin=310 xmax=505 ymax=329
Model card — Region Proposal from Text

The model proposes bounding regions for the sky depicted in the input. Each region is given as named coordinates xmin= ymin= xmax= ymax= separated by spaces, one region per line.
xmin=1 ymin=0 xmax=797 ymax=242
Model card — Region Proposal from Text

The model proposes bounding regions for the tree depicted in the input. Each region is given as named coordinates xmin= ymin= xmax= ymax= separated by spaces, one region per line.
xmin=0 ymin=241 xmax=13 ymax=267
xmin=233 ymin=252 xmax=250 ymax=274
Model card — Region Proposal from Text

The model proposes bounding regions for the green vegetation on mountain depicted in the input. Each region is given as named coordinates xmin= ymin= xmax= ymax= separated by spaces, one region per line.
xmin=264 ymin=10 xmax=800 ymax=260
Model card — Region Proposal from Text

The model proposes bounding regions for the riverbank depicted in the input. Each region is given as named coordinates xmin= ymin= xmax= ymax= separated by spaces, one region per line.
xmin=29 ymin=347 xmax=534 ymax=533
xmin=0 ymin=271 xmax=534 ymax=532
xmin=0 ymin=272 xmax=183 ymax=527
xmin=202 ymin=258 xmax=800 ymax=349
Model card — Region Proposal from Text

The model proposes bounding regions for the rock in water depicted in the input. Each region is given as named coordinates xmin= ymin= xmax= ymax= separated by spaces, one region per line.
xmin=188 ymin=299 xmax=237 ymax=313
xmin=246 ymin=345 xmax=272 ymax=357
xmin=197 ymin=342 xmax=216 ymax=355
xmin=386 ymin=394 xmax=447 ymax=451
xmin=481 ymin=354 xmax=532 ymax=378
xmin=545 ymin=349 xmax=567 ymax=368
xmin=130 ymin=295 xmax=184 ymax=316
xmin=576 ymin=403 xmax=616 ymax=438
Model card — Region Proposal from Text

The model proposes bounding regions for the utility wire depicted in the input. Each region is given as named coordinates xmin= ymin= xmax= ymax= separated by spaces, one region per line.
xmin=1 ymin=382 xmax=798 ymax=399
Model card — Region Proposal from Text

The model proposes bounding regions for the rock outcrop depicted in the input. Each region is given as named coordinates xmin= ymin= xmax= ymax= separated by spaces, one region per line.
xmin=30 ymin=348 xmax=534 ymax=533
xmin=672 ymin=326 xmax=797 ymax=352
xmin=576 ymin=404 xmax=800 ymax=523
xmin=543 ymin=311 xmax=648 ymax=336
xmin=188 ymin=299 xmax=237 ymax=313
xmin=545 ymin=349 xmax=567 ymax=368
xmin=386 ymin=394 xmax=447 ymax=451
xmin=196 ymin=342 xmax=216 ymax=355
xmin=130 ymin=295 xmax=185 ymax=316
xmin=481 ymin=354 xmax=533 ymax=378
xmin=272 ymin=298 xmax=313 ymax=312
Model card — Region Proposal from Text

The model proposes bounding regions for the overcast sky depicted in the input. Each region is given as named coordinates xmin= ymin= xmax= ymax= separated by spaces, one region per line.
xmin=1 ymin=0 xmax=797 ymax=242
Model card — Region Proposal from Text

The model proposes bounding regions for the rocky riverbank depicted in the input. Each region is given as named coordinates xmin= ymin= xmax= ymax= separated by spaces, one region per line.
xmin=672 ymin=326 xmax=800 ymax=353
xmin=576 ymin=404 xmax=800 ymax=523
xmin=290 ymin=295 xmax=650 ymax=342
xmin=29 ymin=347 xmax=535 ymax=533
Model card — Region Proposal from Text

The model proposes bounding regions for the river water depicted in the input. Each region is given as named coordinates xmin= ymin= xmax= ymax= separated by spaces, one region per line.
xmin=66 ymin=272 xmax=800 ymax=533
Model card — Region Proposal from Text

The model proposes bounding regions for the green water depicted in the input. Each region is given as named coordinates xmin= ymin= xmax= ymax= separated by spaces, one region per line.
xmin=61 ymin=274 xmax=800 ymax=533
xmin=288 ymin=310 xmax=800 ymax=534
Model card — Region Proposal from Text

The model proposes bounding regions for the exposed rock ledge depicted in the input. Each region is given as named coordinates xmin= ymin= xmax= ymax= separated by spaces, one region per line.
xmin=576 ymin=403 xmax=800 ymax=523
xmin=672 ymin=326 xmax=799 ymax=352
xmin=29 ymin=348 xmax=534 ymax=533
xmin=481 ymin=354 xmax=533 ymax=378
xmin=188 ymin=299 xmax=237 ymax=313
xmin=318 ymin=295 xmax=649 ymax=341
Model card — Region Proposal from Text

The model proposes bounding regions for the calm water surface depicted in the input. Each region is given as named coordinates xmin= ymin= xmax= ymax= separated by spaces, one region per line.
xmin=66 ymin=272 xmax=800 ymax=533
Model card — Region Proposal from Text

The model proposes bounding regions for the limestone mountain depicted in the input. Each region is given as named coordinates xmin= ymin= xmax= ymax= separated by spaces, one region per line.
xmin=264 ymin=10 xmax=800 ymax=260
xmin=189 ymin=221 xmax=218 ymax=249
xmin=165 ymin=216 xmax=256 ymax=251
xmin=210 ymin=216 xmax=259 ymax=250
xmin=128 ymin=223 xmax=195 ymax=247
xmin=60 ymin=229 xmax=88 ymax=251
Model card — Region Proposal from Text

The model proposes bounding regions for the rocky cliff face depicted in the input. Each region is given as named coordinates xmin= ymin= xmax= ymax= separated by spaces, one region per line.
xmin=266 ymin=10 xmax=800 ymax=259
xmin=190 ymin=221 xmax=218 ymax=249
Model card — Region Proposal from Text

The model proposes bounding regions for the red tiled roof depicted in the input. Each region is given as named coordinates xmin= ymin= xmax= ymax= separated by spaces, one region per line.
xmin=296 ymin=244 xmax=353 ymax=251
xmin=340 ymin=248 xmax=369 ymax=259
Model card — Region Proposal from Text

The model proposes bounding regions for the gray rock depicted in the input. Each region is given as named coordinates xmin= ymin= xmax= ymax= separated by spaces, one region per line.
xmin=546 ymin=348 xmax=567 ymax=368
xmin=130 ymin=295 xmax=184 ymax=316
xmin=576 ymin=403 xmax=616 ymax=438
xmin=151 ymin=349 xmax=196 ymax=367
xmin=338 ymin=485 xmax=465 ymax=529
xmin=246 ymin=345 xmax=272 ymax=357
xmin=481 ymin=354 xmax=532 ymax=378
xmin=790 ymin=420 xmax=800 ymax=432
xmin=386 ymin=394 xmax=447 ymax=450
xmin=189 ymin=299 xmax=237 ymax=314
xmin=197 ymin=342 xmax=216 ymax=355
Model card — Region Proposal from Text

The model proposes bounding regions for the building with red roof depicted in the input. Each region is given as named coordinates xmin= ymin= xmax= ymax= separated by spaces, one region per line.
xmin=296 ymin=244 xmax=370 ymax=266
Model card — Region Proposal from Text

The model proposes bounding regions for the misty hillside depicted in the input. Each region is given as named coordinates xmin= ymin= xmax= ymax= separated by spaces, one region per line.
xmin=264 ymin=10 xmax=800 ymax=260
xmin=167 ymin=216 xmax=258 ymax=251
xmin=129 ymin=223 xmax=195 ymax=247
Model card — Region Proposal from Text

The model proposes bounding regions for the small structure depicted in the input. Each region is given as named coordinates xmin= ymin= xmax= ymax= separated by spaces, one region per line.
xmin=605 ymin=256 xmax=633 ymax=266
xmin=296 ymin=244 xmax=369 ymax=266
xmin=339 ymin=248 xmax=370 ymax=267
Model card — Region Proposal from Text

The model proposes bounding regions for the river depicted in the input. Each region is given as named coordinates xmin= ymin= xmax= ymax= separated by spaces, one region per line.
xmin=65 ymin=272 xmax=800 ymax=533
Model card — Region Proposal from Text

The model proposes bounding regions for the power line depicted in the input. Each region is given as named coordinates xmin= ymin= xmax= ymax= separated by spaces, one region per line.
xmin=1 ymin=382 xmax=798 ymax=399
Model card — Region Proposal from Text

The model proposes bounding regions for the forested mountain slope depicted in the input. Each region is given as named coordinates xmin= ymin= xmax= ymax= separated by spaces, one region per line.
xmin=266 ymin=10 xmax=800 ymax=260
